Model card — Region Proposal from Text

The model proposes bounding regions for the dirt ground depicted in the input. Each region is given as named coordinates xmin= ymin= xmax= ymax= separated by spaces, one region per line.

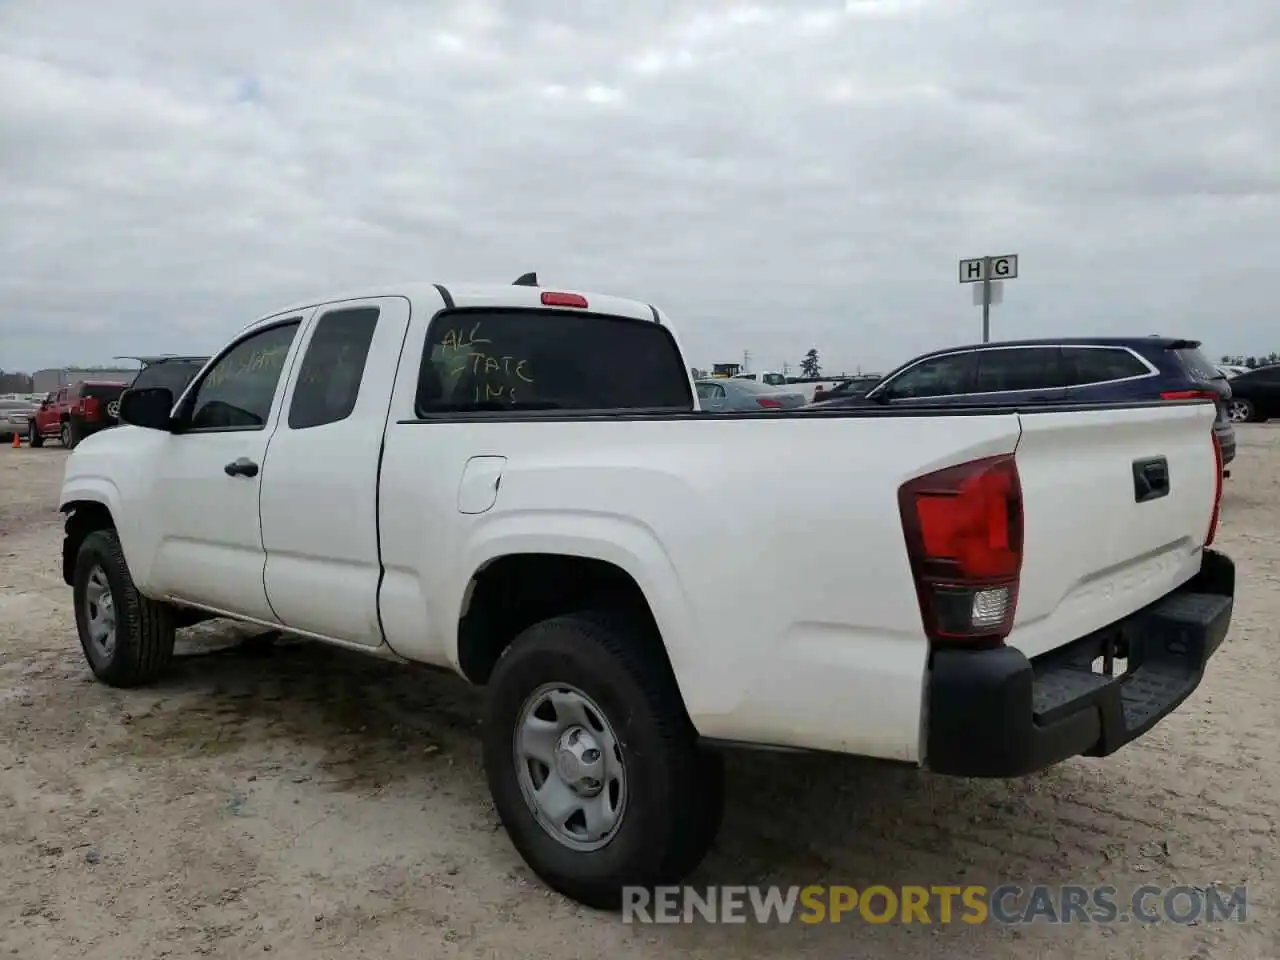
xmin=1 ymin=434 xmax=1276 ymax=960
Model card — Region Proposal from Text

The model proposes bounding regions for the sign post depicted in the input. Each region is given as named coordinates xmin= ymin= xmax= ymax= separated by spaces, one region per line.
xmin=958 ymin=254 xmax=1018 ymax=342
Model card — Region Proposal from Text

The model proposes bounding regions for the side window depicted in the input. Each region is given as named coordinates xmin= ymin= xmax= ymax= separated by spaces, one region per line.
xmin=287 ymin=307 xmax=380 ymax=430
xmin=763 ymin=373 xmax=786 ymax=386
xmin=1061 ymin=348 xmax=1149 ymax=386
xmin=187 ymin=322 xmax=300 ymax=430
xmin=881 ymin=353 xmax=975 ymax=400
xmin=972 ymin=347 xmax=1061 ymax=393
xmin=695 ymin=382 xmax=716 ymax=400
xmin=415 ymin=309 xmax=694 ymax=414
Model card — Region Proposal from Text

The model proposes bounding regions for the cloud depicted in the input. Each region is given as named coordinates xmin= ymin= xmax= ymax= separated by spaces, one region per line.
xmin=0 ymin=0 xmax=1277 ymax=374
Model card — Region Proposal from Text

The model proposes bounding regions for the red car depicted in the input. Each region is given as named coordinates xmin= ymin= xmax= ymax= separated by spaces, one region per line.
xmin=30 ymin=380 xmax=128 ymax=449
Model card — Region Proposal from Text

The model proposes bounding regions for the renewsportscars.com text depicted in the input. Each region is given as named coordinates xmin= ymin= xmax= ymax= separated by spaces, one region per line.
xmin=623 ymin=884 xmax=1248 ymax=925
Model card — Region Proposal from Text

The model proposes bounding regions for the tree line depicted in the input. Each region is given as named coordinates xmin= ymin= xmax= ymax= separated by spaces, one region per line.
xmin=1220 ymin=353 xmax=1279 ymax=369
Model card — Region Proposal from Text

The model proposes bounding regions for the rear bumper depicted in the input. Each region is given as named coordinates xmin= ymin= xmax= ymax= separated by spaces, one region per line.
xmin=926 ymin=549 xmax=1234 ymax=778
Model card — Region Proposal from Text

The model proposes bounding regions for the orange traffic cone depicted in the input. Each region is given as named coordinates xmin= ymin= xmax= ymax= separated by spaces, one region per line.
xmin=11 ymin=433 xmax=20 ymax=448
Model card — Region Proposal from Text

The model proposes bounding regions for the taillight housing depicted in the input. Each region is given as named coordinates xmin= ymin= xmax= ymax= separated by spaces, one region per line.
xmin=1160 ymin=389 xmax=1218 ymax=402
xmin=756 ymin=396 xmax=782 ymax=409
xmin=898 ymin=454 xmax=1023 ymax=646
xmin=1206 ymin=432 xmax=1223 ymax=546
xmin=82 ymin=397 xmax=100 ymax=419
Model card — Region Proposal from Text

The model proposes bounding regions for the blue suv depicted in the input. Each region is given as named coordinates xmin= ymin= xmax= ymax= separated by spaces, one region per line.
xmin=825 ymin=337 xmax=1235 ymax=465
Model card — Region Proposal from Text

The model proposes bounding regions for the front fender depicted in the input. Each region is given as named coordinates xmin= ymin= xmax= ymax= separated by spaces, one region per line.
xmin=456 ymin=510 xmax=708 ymax=711
xmin=59 ymin=477 xmax=157 ymax=592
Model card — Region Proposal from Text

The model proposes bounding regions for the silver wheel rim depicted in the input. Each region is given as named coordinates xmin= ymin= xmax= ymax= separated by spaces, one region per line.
xmin=1228 ymin=400 xmax=1250 ymax=423
xmin=513 ymin=682 xmax=627 ymax=851
xmin=61 ymin=424 xmax=70 ymax=444
xmin=84 ymin=565 xmax=117 ymax=658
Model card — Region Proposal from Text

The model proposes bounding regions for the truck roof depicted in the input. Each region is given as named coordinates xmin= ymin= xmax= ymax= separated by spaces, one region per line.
xmin=242 ymin=279 xmax=662 ymax=332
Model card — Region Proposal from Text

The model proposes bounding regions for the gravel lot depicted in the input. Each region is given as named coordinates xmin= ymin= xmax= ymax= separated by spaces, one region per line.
xmin=1 ymin=432 xmax=1276 ymax=959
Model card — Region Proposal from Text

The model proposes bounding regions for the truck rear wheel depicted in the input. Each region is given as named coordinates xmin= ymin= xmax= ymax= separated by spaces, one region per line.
xmin=28 ymin=424 xmax=43 ymax=448
xmin=72 ymin=529 xmax=176 ymax=687
xmin=482 ymin=610 xmax=723 ymax=910
xmin=60 ymin=421 xmax=75 ymax=448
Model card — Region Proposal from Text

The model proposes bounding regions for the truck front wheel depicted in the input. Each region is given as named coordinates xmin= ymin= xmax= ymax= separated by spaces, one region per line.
xmin=28 ymin=424 xmax=43 ymax=447
xmin=482 ymin=610 xmax=723 ymax=910
xmin=72 ymin=529 xmax=176 ymax=687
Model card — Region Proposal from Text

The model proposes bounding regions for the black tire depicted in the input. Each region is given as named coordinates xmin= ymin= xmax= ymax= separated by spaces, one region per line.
xmin=28 ymin=424 xmax=43 ymax=448
xmin=73 ymin=529 xmax=176 ymax=687
xmin=483 ymin=610 xmax=723 ymax=910
xmin=60 ymin=421 xmax=75 ymax=448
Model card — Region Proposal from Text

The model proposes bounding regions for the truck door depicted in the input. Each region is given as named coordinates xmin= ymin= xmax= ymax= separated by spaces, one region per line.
xmin=146 ymin=315 xmax=310 ymax=620
xmin=259 ymin=297 xmax=411 ymax=646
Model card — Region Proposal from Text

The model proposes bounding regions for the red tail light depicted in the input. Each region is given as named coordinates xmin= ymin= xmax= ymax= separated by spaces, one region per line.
xmin=756 ymin=397 xmax=783 ymax=409
xmin=898 ymin=454 xmax=1023 ymax=646
xmin=1161 ymin=389 xmax=1217 ymax=401
xmin=1206 ymin=432 xmax=1223 ymax=546
xmin=82 ymin=397 xmax=100 ymax=419
xmin=541 ymin=292 xmax=588 ymax=308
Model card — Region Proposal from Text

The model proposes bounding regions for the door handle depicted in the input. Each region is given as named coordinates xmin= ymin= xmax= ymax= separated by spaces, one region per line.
xmin=1132 ymin=457 xmax=1169 ymax=503
xmin=224 ymin=457 xmax=259 ymax=478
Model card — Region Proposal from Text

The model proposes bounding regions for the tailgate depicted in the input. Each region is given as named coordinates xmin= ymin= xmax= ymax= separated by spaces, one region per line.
xmin=1008 ymin=402 xmax=1219 ymax=658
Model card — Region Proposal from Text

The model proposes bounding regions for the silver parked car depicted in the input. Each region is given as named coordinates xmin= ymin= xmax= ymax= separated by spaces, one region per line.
xmin=0 ymin=398 xmax=37 ymax=442
xmin=695 ymin=378 xmax=807 ymax=411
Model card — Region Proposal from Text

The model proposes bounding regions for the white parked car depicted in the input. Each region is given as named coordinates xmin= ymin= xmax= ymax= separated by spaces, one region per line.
xmin=58 ymin=278 xmax=1233 ymax=909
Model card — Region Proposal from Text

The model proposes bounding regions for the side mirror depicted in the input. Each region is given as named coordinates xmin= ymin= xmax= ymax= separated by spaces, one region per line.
xmin=118 ymin=387 xmax=175 ymax=430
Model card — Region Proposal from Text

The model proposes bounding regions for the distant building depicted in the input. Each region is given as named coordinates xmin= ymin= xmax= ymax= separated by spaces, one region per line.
xmin=31 ymin=367 xmax=137 ymax=395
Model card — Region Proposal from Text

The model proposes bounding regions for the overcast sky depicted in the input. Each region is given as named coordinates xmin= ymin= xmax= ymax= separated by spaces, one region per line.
xmin=2 ymin=0 xmax=1277 ymax=376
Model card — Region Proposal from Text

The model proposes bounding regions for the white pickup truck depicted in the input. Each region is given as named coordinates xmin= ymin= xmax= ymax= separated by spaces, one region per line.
xmin=58 ymin=279 xmax=1233 ymax=909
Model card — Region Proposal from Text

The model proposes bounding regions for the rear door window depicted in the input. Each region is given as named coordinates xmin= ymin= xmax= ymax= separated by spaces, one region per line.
xmin=972 ymin=347 xmax=1062 ymax=393
xmin=288 ymin=307 xmax=380 ymax=429
xmin=416 ymin=309 xmax=693 ymax=414
xmin=1060 ymin=348 xmax=1150 ymax=386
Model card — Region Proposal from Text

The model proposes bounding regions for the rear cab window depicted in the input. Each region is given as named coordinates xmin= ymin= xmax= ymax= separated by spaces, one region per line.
xmin=81 ymin=383 xmax=126 ymax=402
xmin=732 ymin=380 xmax=782 ymax=394
xmin=415 ymin=308 xmax=693 ymax=414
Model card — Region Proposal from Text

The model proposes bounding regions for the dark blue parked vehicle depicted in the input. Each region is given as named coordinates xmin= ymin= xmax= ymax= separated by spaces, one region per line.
xmin=814 ymin=337 xmax=1235 ymax=465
